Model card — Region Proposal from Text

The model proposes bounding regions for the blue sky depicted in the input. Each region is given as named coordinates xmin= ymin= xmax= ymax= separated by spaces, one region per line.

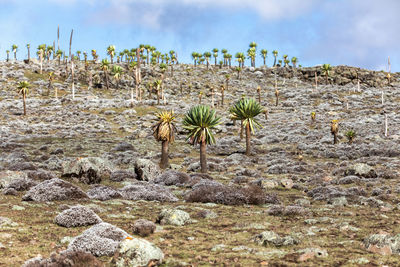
xmin=0 ymin=0 xmax=398 ymax=71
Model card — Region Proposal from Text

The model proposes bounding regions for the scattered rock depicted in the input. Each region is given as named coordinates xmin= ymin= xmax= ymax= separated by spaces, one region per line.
xmin=67 ymin=222 xmax=130 ymax=257
xmin=157 ymin=209 xmax=191 ymax=226
xmin=112 ymin=238 xmax=163 ymax=267
xmin=55 ymin=205 xmax=102 ymax=228
xmin=87 ymin=185 xmax=122 ymax=201
xmin=154 ymin=170 xmax=190 ymax=186
xmin=345 ymin=163 xmax=377 ymax=178
xmin=119 ymin=182 xmax=178 ymax=202
xmin=22 ymin=178 xmax=88 ymax=202
xmin=254 ymin=231 xmax=299 ymax=247
xmin=132 ymin=219 xmax=156 ymax=237
xmin=134 ymin=159 xmax=161 ymax=181
xmin=21 ymin=250 xmax=104 ymax=267
xmin=62 ymin=157 xmax=114 ymax=184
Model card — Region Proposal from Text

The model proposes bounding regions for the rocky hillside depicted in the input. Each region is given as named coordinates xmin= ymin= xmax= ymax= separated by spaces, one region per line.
xmin=0 ymin=60 xmax=400 ymax=266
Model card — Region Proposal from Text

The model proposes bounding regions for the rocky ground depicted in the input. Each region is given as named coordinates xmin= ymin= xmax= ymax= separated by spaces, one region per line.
xmin=0 ymin=59 xmax=400 ymax=266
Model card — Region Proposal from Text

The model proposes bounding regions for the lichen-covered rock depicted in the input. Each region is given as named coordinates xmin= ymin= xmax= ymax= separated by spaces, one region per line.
xmin=22 ymin=178 xmax=88 ymax=202
xmin=87 ymin=185 xmax=122 ymax=201
xmin=110 ymin=170 xmax=137 ymax=182
xmin=157 ymin=209 xmax=191 ymax=226
xmin=254 ymin=231 xmax=299 ymax=247
xmin=345 ymin=163 xmax=377 ymax=178
xmin=363 ymin=233 xmax=400 ymax=255
xmin=112 ymin=238 xmax=163 ymax=267
xmin=55 ymin=205 xmax=102 ymax=228
xmin=119 ymin=182 xmax=178 ymax=202
xmin=154 ymin=170 xmax=190 ymax=186
xmin=132 ymin=219 xmax=156 ymax=237
xmin=5 ymin=178 xmax=37 ymax=191
xmin=67 ymin=222 xmax=130 ymax=257
xmin=62 ymin=157 xmax=114 ymax=184
xmin=0 ymin=170 xmax=27 ymax=188
xmin=134 ymin=159 xmax=160 ymax=181
xmin=21 ymin=250 xmax=104 ymax=267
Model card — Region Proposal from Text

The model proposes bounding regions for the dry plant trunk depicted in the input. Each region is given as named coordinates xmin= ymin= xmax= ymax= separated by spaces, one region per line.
xmin=200 ymin=141 xmax=207 ymax=173
xmin=160 ymin=140 xmax=169 ymax=169
xmin=245 ymin=123 xmax=251 ymax=156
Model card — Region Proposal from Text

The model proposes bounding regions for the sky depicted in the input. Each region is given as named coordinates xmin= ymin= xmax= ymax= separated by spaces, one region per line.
xmin=0 ymin=0 xmax=398 ymax=71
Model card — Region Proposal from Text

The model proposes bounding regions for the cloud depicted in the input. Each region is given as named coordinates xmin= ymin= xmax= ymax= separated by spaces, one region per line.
xmin=305 ymin=0 xmax=400 ymax=70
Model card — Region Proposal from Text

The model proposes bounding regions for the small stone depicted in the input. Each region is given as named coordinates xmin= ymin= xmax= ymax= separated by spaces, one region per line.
xmin=157 ymin=209 xmax=191 ymax=226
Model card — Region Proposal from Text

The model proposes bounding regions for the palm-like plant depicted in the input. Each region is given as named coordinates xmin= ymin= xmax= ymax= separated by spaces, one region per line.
xmin=212 ymin=48 xmax=219 ymax=65
xmin=46 ymin=46 xmax=54 ymax=61
xmin=203 ymin=52 xmax=211 ymax=70
xmin=322 ymin=64 xmax=332 ymax=84
xmin=17 ymin=81 xmax=30 ymax=116
xmin=26 ymin=44 xmax=30 ymax=63
xmin=91 ymin=49 xmax=98 ymax=62
xmin=345 ymin=129 xmax=356 ymax=144
xmin=182 ymin=105 xmax=221 ymax=173
xmin=260 ymin=49 xmax=268 ymax=66
xmin=247 ymin=48 xmax=256 ymax=67
xmin=154 ymin=79 xmax=162 ymax=105
xmin=291 ymin=57 xmax=298 ymax=68
xmin=6 ymin=50 xmax=10 ymax=62
xmin=37 ymin=44 xmax=46 ymax=74
xmin=111 ymin=65 xmax=123 ymax=89
xmin=191 ymin=52 xmax=199 ymax=67
xmin=229 ymin=98 xmax=263 ymax=155
xmin=235 ymin=52 xmax=245 ymax=68
xmin=331 ymin=120 xmax=339 ymax=144
xmin=12 ymin=44 xmax=18 ymax=60
xmin=272 ymin=50 xmax=278 ymax=67
xmin=153 ymin=110 xmax=177 ymax=169
xmin=107 ymin=45 xmax=116 ymax=63
xmin=101 ymin=59 xmax=110 ymax=90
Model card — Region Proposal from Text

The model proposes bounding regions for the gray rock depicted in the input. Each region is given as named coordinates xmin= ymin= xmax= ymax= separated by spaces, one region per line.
xmin=113 ymin=142 xmax=134 ymax=152
xmin=132 ymin=219 xmax=156 ymax=237
xmin=154 ymin=170 xmax=190 ymax=186
xmin=345 ymin=163 xmax=377 ymax=178
xmin=87 ymin=185 xmax=122 ymax=201
xmin=254 ymin=231 xmax=299 ymax=247
xmin=157 ymin=209 xmax=191 ymax=226
xmin=120 ymin=182 xmax=178 ymax=202
xmin=328 ymin=196 xmax=348 ymax=207
xmin=362 ymin=233 xmax=400 ymax=254
xmin=134 ymin=159 xmax=161 ymax=181
xmin=0 ymin=170 xmax=28 ymax=188
xmin=5 ymin=178 xmax=37 ymax=191
xmin=110 ymin=170 xmax=137 ymax=182
xmin=55 ymin=205 xmax=102 ymax=228
xmin=113 ymin=238 xmax=163 ymax=267
xmin=62 ymin=157 xmax=114 ymax=184
xmin=22 ymin=178 xmax=88 ymax=202
xmin=67 ymin=222 xmax=130 ymax=257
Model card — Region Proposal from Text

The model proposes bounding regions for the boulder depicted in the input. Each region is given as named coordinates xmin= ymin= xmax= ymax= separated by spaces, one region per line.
xmin=254 ymin=231 xmax=299 ymax=247
xmin=132 ymin=219 xmax=156 ymax=237
xmin=134 ymin=159 xmax=160 ymax=181
xmin=62 ymin=157 xmax=114 ymax=184
xmin=112 ymin=238 xmax=163 ymax=267
xmin=157 ymin=209 xmax=191 ymax=226
xmin=22 ymin=178 xmax=88 ymax=202
xmin=110 ymin=170 xmax=137 ymax=182
xmin=362 ymin=233 xmax=400 ymax=255
xmin=153 ymin=170 xmax=190 ymax=186
xmin=345 ymin=163 xmax=377 ymax=178
xmin=0 ymin=170 xmax=27 ymax=188
xmin=87 ymin=185 xmax=122 ymax=201
xmin=119 ymin=182 xmax=178 ymax=202
xmin=5 ymin=178 xmax=37 ymax=191
xmin=67 ymin=222 xmax=130 ymax=257
xmin=55 ymin=205 xmax=102 ymax=228
xmin=22 ymin=250 xmax=104 ymax=267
